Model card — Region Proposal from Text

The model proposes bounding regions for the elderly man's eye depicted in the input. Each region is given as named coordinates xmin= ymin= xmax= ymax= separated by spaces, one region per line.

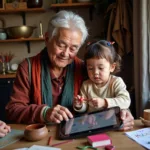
xmin=56 ymin=42 xmax=65 ymax=48
xmin=70 ymin=47 xmax=78 ymax=52
xmin=59 ymin=44 xmax=65 ymax=48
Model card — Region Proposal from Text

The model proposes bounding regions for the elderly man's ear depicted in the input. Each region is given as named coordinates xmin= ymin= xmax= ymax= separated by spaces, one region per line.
xmin=45 ymin=32 xmax=49 ymax=43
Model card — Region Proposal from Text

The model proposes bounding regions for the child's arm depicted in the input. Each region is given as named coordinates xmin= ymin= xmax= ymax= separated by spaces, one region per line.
xmin=105 ymin=77 xmax=131 ymax=109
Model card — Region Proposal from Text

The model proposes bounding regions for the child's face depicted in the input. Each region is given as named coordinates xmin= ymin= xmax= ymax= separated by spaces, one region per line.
xmin=86 ymin=57 xmax=116 ymax=86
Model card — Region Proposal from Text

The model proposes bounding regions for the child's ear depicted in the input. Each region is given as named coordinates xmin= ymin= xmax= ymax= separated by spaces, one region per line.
xmin=110 ymin=63 xmax=116 ymax=72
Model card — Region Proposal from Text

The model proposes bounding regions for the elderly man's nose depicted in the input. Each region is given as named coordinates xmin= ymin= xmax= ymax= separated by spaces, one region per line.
xmin=63 ymin=47 xmax=70 ymax=56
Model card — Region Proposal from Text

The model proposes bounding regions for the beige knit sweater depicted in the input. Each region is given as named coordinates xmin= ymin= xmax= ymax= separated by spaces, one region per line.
xmin=75 ymin=75 xmax=131 ymax=113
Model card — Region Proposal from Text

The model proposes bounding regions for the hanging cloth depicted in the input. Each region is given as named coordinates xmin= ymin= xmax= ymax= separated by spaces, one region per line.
xmin=105 ymin=0 xmax=133 ymax=56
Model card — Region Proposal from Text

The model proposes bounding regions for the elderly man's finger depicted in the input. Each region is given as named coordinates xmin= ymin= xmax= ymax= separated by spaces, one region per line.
xmin=46 ymin=105 xmax=73 ymax=123
xmin=52 ymin=117 xmax=61 ymax=124
xmin=123 ymin=120 xmax=134 ymax=127
xmin=55 ymin=111 xmax=63 ymax=121
xmin=58 ymin=109 xmax=70 ymax=121
xmin=121 ymin=109 xmax=134 ymax=121
xmin=60 ymin=106 xmax=73 ymax=119
xmin=120 ymin=125 xmax=133 ymax=131
xmin=120 ymin=120 xmax=134 ymax=131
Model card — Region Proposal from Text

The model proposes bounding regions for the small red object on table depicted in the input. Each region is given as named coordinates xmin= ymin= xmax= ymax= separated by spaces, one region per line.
xmin=105 ymin=145 xmax=115 ymax=150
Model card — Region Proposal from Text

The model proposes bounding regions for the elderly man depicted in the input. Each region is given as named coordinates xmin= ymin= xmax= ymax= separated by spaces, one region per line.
xmin=6 ymin=10 xmax=134 ymax=130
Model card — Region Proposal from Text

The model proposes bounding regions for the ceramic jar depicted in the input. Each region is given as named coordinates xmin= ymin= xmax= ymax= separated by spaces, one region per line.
xmin=27 ymin=0 xmax=43 ymax=8
xmin=144 ymin=109 xmax=150 ymax=121
xmin=0 ymin=29 xmax=7 ymax=40
xmin=24 ymin=124 xmax=48 ymax=141
xmin=0 ymin=17 xmax=7 ymax=40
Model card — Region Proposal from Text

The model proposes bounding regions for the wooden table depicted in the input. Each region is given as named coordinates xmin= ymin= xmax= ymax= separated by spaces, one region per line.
xmin=2 ymin=120 xmax=146 ymax=150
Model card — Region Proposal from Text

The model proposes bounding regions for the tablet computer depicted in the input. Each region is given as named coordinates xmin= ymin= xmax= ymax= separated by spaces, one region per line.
xmin=58 ymin=106 xmax=122 ymax=140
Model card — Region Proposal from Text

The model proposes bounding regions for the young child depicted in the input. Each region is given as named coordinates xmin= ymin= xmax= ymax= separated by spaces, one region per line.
xmin=73 ymin=40 xmax=131 ymax=113
xmin=0 ymin=120 xmax=11 ymax=137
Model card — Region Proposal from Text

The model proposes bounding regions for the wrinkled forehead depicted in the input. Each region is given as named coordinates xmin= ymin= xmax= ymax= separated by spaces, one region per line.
xmin=54 ymin=27 xmax=83 ymax=46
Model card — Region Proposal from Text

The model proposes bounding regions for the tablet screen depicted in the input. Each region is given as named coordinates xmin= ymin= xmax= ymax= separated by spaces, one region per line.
xmin=59 ymin=107 xmax=122 ymax=139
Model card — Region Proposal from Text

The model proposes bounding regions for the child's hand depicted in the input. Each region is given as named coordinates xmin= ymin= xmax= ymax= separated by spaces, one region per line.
xmin=73 ymin=95 xmax=84 ymax=109
xmin=90 ymin=98 xmax=107 ymax=108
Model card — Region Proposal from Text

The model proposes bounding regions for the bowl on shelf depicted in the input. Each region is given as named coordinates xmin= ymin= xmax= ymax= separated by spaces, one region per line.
xmin=11 ymin=63 xmax=18 ymax=71
xmin=6 ymin=25 xmax=36 ymax=39
xmin=24 ymin=123 xmax=48 ymax=141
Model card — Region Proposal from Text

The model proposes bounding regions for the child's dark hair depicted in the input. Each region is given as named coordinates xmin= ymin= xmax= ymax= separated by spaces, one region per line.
xmin=84 ymin=40 xmax=121 ymax=74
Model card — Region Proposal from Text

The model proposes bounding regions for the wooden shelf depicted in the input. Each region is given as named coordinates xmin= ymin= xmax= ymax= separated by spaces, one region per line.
xmin=0 ymin=8 xmax=45 ymax=53
xmin=0 ymin=38 xmax=45 ymax=53
xmin=50 ymin=2 xmax=94 ymax=8
xmin=0 ymin=74 xmax=16 ymax=78
xmin=0 ymin=8 xmax=45 ymax=13
xmin=0 ymin=38 xmax=45 ymax=43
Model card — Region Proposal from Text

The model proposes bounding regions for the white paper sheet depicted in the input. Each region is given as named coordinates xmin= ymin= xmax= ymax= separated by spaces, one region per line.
xmin=125 ymin=128 xmax=150 ymax=150
xmin=14 ymin=145 xmax=61 ymax=150
xmin=28 ymin=145 xmax=61 ymax=150
xmin=14 ymin=148 xmax=28 ymax=150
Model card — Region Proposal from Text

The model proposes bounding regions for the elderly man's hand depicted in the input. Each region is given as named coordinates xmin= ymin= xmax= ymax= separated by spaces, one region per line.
xmin=120 ymin=109 xmax=134 ymax=131
xmin=45 ymin=105 xmax=73 ymax=123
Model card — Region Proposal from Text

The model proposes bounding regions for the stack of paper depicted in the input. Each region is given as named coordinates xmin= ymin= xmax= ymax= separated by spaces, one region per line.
xmin=125 ymin=128 xmax=150 ymax=150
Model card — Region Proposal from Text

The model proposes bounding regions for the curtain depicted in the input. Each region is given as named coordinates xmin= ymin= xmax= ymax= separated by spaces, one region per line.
xmin=133 ymin=0 xmax=150 ymax=118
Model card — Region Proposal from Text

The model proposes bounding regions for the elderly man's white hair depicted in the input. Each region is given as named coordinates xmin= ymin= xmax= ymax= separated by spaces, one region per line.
xmin=47 ymin=10 xmax=88 ymax=45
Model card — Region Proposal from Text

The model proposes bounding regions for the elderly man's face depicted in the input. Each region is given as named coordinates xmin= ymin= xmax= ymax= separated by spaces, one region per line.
xmin=46 ymin=28 xmax=82 ymax=69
